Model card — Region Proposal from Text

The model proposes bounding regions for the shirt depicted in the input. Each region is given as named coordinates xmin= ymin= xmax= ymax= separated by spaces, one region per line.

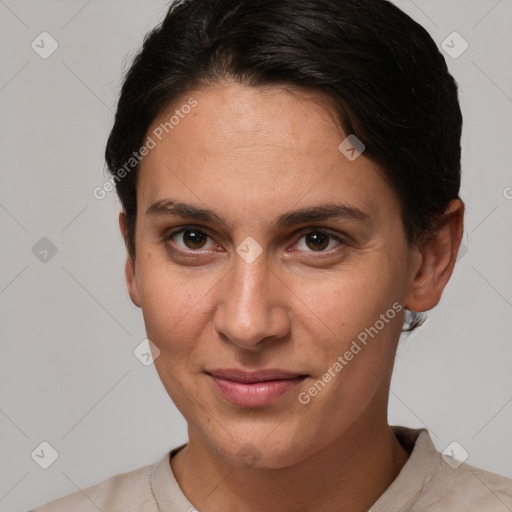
xmin=29 ymin=425 xmax=512 ymax=511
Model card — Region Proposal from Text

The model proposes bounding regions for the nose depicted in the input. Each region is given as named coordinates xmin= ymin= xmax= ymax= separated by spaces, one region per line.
xmin=212 ymin=252 xmax=291 ymax=350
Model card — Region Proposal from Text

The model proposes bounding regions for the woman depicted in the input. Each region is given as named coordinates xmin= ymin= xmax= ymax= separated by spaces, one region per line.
xmin=31 ymin=0 xmax=512 ymax=510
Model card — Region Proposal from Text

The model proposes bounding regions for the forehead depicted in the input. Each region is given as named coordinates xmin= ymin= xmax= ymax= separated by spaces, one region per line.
xmin=136 ymin=81 xmax=399 ymax=226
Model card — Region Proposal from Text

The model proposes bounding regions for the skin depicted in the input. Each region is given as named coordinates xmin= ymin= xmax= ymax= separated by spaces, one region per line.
xmin=119 ymin=80 xmax=464 ymax=512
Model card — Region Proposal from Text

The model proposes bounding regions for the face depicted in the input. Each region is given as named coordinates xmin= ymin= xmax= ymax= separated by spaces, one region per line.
xmin=123 ymin=81 xmax=423 ymax=468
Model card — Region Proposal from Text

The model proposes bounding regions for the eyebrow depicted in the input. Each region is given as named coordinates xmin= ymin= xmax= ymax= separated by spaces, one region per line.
xmin=146 ymin=199 xmax=372 ymax=228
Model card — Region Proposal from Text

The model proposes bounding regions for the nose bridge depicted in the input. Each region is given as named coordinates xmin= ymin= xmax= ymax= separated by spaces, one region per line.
xmin=213 ymin=252 xmax=288 ymax=348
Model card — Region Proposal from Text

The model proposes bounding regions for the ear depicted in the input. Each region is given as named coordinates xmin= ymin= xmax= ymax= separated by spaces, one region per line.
xmin=119 ymin=211 xmax=141 ymax=308
xmin=405 ymin=199 xmax=464 ymax=313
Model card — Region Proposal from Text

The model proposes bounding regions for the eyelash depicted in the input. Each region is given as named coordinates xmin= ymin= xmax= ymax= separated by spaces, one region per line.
xmin=163 ymin=225 xmax=345 ymax=256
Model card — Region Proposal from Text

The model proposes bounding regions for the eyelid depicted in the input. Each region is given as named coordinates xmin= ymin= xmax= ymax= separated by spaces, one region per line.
xmin=165 ymin=224 xmax=211 ymax=238
xmin=295 ymin=226 xmax=344 ymax=240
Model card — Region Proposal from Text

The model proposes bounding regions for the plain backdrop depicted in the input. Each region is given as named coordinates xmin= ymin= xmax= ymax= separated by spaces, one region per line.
xmin=1 ymin=0 xmax=511 ymax=510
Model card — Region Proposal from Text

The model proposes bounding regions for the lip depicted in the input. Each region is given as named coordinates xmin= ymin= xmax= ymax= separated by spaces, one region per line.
xmin=206 ymin=368 xmax=308 ymax=407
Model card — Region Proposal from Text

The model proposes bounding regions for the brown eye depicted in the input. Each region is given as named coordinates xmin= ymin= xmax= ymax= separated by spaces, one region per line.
xmin=304 ymin=232 xmax=329 ymax=251
xmin=167 ymin=228 xmax=216 ymax=251
xmin=181 ymin=229 xmax=208 ymax=249
xmin=295 ymin=230 xmax=343 ymax=253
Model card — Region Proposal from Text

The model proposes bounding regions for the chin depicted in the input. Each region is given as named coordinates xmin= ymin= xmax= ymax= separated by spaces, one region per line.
xmin=203 ymin=428 xmax=311 ymax=469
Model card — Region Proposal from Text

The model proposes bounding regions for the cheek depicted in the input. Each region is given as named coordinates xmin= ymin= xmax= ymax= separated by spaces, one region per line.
xmin=137 ymin=263 xmax=215 ymax=352
xmin=295 ymin=264 xmax=400 ymax=337
xmin=288 ymin=258 xmax=406 ymax=382
xmin=138 ymin=266 xmax=216 ymax=405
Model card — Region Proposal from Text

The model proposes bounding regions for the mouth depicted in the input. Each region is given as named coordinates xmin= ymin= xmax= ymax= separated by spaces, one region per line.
xmin=205 ymin=368 xmax=309 ymax=407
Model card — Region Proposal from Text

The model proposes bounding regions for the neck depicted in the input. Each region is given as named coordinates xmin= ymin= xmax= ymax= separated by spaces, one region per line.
xmin=170 ymin=414 xmax=410 ymax=512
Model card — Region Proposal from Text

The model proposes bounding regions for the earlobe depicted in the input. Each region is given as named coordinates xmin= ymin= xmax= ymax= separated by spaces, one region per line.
xmin=119 ymin=211 xmax=141 ymax=308
xmin=124 ymin=255 xmax=141 ymax=308
xmin=405 ymin=199 xmax=464 ymax=313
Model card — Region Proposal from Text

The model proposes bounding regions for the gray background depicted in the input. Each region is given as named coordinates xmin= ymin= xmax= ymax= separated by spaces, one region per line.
xmin=1 ymin=0 xmax=511 ymax=510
